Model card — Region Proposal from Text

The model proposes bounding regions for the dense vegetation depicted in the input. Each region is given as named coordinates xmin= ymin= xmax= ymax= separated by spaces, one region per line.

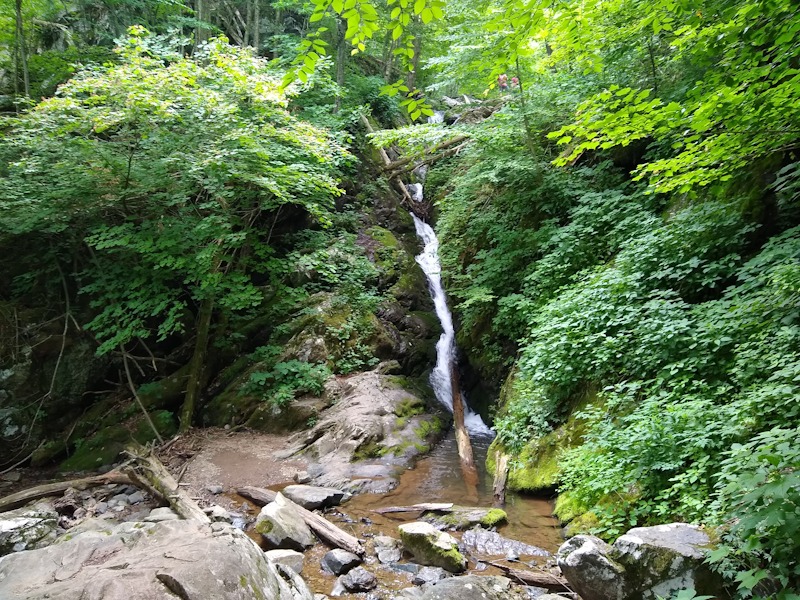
xmin=1 ymin=0 xmax=799 ymax=597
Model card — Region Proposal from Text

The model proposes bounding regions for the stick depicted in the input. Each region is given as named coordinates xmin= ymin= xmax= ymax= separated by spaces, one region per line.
xmin=238 ymin=486 xmax=365 ymax=556
xmin=0 ymin=471 xmax=133 ymax=513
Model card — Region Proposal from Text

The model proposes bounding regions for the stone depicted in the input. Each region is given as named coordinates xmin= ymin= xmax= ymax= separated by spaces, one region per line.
xmin=203 ymin=504 xmax=232 ymax=523
xmin=144 ymin=507 xmax=179 ymax=522
xmin=206 ymin=484 xmax=224 ymax=494
xmin=294 ymin=471 xmax=312 ymax=484
xmin=390 ymin=563 xmax=421 ymax=574
xmin=340 ymin=566 xmax=377 ymax=592
xmin=412 ymin=566 xmax=451 ymax=586
xmin=461 ymin=528 xmax=551 ymax=558
xmin=94 ymin=501 xmax=108 ymax=515
xmin=255 ymin=492 xmax=315 ymax=551
xmin=281 ymin=485 xmax=351 ymax=510
xmin=321 ymin=548 xmax=362 ymax=575
xmin=423 ymin=507 xmax=508 ymax=530
xmin=109 ymin=493 xmax=128 ymax=506
xmin=557 ymin=523 xmax=722 ymax=600
xmin=400 ymin=575 xmax=528 ymax=600
xmin=0 ymin=502 xmax=59 ymax=556
xmin=378 ymin=547 xmax=402 ymax=563
xmin=0 ymin=519 xmax=313 ymax=600
xmin=266 ymin=548 xmax=305 ymax=574
xmin=398 ymin=522 xmax=467 ymax=573
xmin=127 ymin=491 xmax=145 ymax=504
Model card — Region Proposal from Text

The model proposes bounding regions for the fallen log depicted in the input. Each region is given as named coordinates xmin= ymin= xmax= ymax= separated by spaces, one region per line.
xmin=492 ymin=563 xmax=572 ymax=592
xmin=0 ymin=470 xmax=133 ymax=513
xmin=374 ymin=502 xmax=454 ymax=514
xmin=381 ymin=135 xmax=470 ymax=173
xmin=125 ymin=445 xmax=210 ymax=524
xmin=492 ymin=450 xmax=510 ymax=507
xmin=451 ymin=363 xmax=479 ymax=503
xmin=238 ymin=486 xmax=365 ymax=556
xmin=360 ymin=114 xmax=416 ymax=209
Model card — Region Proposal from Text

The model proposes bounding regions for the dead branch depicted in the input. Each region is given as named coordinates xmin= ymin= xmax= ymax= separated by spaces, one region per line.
xmin=491 ymin=562 xmax=571 ymax=592
xmin=493 ymin=450 xmax=510 ymax=507
xmin=381 ymin=135 xmax=469 ymax=173
xmin=0 ymin=471 xmax=133 ymax=513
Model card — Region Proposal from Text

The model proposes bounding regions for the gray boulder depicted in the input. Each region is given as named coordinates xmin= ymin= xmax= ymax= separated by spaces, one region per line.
xmin=266 ymin=548 xmax=305 ymax=574
xmin=255 ymin=492 xmax=316 ymax=551
xmin=398 ymin=575 xmax=528 ymax=600
xmin=321 ymin=548 xmax=361 ymax=575
xmin=557 ymin=523 xmax=721 ymax=600
xmin=0 ymin=519 xmax=313 ymax=600
xmin=412 ymin=566 xmax=451 ymax=586
xmin=399 ymin=522 xmax=466 ymax=573
xmin=281 ymin=485 xmax=351 ymax=510
xmin=0 ymin=502 xmax=59 ymax=556
xmin=338 ymin=566 xmax=377 ymax=592
xmin=461 ymin=527 xmax=551 ymax=558
xmin=145 ymin=507 xmax=179 ymax=522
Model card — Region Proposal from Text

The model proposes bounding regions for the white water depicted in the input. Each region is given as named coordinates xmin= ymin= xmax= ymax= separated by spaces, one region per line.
xmin=411 ymin=213 xmax=493 ymax=436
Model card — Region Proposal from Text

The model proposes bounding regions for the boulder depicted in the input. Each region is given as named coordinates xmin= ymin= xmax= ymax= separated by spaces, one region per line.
xmin=281 ymin=485 xmax=351 ymax=510
xmin=321 ymin=549 xmax=361 ymax=575
xmin=0 ymin=502 xmax=59 ymax=556
xmin=0 ymin=519 xmax=313 ymax=600
xmin=204 ymin=504 xmax=232 ymax=523
xmin=338 ymin=566 xmax=377 ymax=592
xmin=398 ymin=522 xmax=467 ymax=573
xmin=557 ymin=523 xmax=721 ymax=600
xmin=373 ymin=534 xmax=402 ymax=563
xmin=255 ymin=493 xmax=316 ymax=551
xmin=145 ymin=507 xmax=179 ymax=522
xmin=412 ymin=566 xmax=451 ymax=586
xmin=398 ymin=575 xmax=528 ymax=600
xmin=461 ymin=527 xmax=551 ymax=558
xmin=266 ymin=548 xmax=305 ymax=574
xmin=423 ymin=507 xmax=507 ymax=530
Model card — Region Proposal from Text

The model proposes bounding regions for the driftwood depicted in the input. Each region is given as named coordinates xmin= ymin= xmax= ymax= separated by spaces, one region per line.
xmin=0 ymin=470 xmax=133 ymax=513
xmin=451 ymin=364 xmax=479 ymax=503
xmin=492 ymin=563 xmax=571 ymax=592
xmin=492 ymin=450 xmax=510 ymax=507
xmin=125 ymin=445 xmax=210 ymax=524
xmin=238 ymin=486 xmax=365 ymax=556
xmin=374 ymin=502 xmax=454 ymax=514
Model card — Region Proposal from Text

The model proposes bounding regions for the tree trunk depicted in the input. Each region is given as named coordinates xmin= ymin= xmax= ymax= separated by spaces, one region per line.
xmin=195 ymin=0 xmax=209 ymax=47
xmin=450 ymin=364 xmax=479 ymax=502
xmin=406 ymin=30 xmax=422 ymax=91
xmin=15 ymin=0 xmax=30 ymax=98
xmin=334 ymin=19 xmax=346 ymax=113
xmin=515 ymin=57 xmax=534 ymax=151
xmin=179 ymin=297 xmax=214 ymax=432
xmin=492 ymin=450 xmax=509 ymax=507
xmin=253 ymin=0 xmax=260 ymax=53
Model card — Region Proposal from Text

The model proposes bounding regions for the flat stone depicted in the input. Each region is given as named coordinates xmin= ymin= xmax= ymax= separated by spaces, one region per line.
xmin=294 ymin=471 xmax=312 ymax=484
xmin=403 ymin=575 xmax=528 ymax=600
xmin=255 ymin=492 xmax=315 ymax=551
xmin=423 ymin=507 xmax=508 ymax=531
xmin=378 ymin=547 xmax=402 ymax=563
xmin=281 ymin=485 xmax=351 ymax=510
xmin=461 ymin=528 xmax=550 ymax=558
xmin=412 ymin=566 xmax=451 ymax=586
xmin=321 ymin=548 xmax=362 ymax=575
xmin=144 ymin=507 xmax=180 ymax=522
xmin=266 ymin=548 xmax=305 ymax=574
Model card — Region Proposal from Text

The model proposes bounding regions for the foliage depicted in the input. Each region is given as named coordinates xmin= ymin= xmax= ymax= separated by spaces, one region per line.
xmin=244 ymin=359 xmax=331 ymax=407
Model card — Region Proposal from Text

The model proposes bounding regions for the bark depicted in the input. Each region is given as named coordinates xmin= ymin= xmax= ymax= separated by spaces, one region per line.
xmin=450 ymin=364 xmax=479 ymax=503
xmin=492 ymin=450 xmax=510 ymax=507
xmin=15 ymin=0 xmax=30 ymax=98
xmin=238 ymin=486 xmax=365 ymax=555
xmin=374 ymin=503 xmax=454 ymax=514
xmin=0 ymin=471 xmax=133 ymax=513
xmin=126 ymin=445 xmax=211 ymax=523
xmin=253 ymin=0 xmax=260 ymax=52
xmin=179 ymin=297 xmax=214 ymax=432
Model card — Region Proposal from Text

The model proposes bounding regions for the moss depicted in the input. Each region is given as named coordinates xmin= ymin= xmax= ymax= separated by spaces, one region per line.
xmin=133 ymin=410 xmax=177 ymax=444
xmin=414 ymin=416 xmax=443 ymax=440
xmin=59 ymin=424 xmax=132 ymax=471
xmin=352 ymin=439 xmax=388 ymax=461
xmin=254 ymin=519 xmax=273 ymax=535
xmin=553 ymin=491 xmax=588 ymax=523
xmin=480 ymin=508 xmax=508 ymax=527
xmin=564 ymin=510 xmax=601 ymax=537
xmin=395 ymin=396 xmax=425 ymax=419
xmin=239 ymin=575 xmax=248 ymax=588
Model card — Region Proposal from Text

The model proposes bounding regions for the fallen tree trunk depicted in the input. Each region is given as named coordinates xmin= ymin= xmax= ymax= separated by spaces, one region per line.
xmin=492 ymin=450 xmax=510 ymax=507
xmin=451 ymin=363 xmax=479 ymax=502
xmin=385 ymin=141 xmax=470 ymax=180
xmin=125 ymin=445 xmax=210 ymax=524
xmin=238 ymin=486 xmax=365 ymax=556
xmin=381 ymin=135 xmax=470 ymax=173
xmin=0 ymin=471 xmax=133 ymax=513
xmin=360 ymin=114 xmax=416 ymax=209
xmin=492 ymin=563 xmax=571 ymax=592
xmin=374 ymin=502 xmax=454 ymax=514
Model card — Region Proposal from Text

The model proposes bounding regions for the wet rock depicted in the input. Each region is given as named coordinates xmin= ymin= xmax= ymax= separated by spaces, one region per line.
xmin=144 ymin=507 xmax=179 ymax=522
xmin=557 ymin=523 xmax=721 ymax=600
xmin=398 ymin=522 xmax=466 ymax=573
xmin=378 ymin=546 xmax=402 ymax=563
xmin=398 ymin=575 xmax=528 ymax=600
xmin=266 ymin=548 xmax=305 ymax=574
xmin=412 ymin=566 xmax=451 ymax=586
xmin=94 ymin=501 xmax=108 ymax=515
xmin=127 ymin=491 xmax=145 ymax=504
xmin=0 ymin=503 xmax=59 ymax=556
xmin=255 ymin=492 xmax=315 ymax=551
xmin=461 ymin=527 xmax=551 ymax=558
xmin=282 ymin=485 xmax=351 ymax=510
xmin=294 ymin=471 xmax=312 ymax=484
xmin=423 ymin=507 xmax=508 ymax=530
xmin=340 ymin=566 xmax=377 ymax=592
xmin=321 ymin=548 xmax=362 ymax=575
xmin=0 ymin=520 xmax=313 ymax=600
xmin=390 ymin=563 xmax=422 ymax=574
xmin=0 ymin=471 xmax=20 ymax=482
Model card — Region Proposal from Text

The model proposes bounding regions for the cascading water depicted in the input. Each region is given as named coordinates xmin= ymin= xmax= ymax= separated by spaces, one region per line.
xmin=411 ymin=213 xmax=493 ymax=436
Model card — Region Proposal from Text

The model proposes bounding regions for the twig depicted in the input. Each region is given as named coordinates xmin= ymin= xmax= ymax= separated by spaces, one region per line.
xmin=121 ymin=344 xmax=164 ymax=444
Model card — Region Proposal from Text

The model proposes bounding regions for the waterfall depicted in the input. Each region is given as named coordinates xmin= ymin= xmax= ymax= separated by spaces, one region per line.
xmin=411 ymin=213 xmax=493 ymax=436
xmin=428 ymin=110 xmax=445 ymax=124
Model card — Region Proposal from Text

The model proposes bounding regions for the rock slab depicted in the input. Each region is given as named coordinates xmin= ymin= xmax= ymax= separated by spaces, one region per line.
xmin=255 ymin=492 xmax=316 ymax=551
xmin=0 ymin=519 xmax=313 ymax=600
xmin=266 ymin=548 xmax=305 ymax=574
xmin=398 ymin=575 xmax=528 ymax=600
xmin=399 ymin=521 xmax=467 ymax=573
xmin=0 ymin=503 xmax=59 ymax=557
xmin=281 ymin=485 xmax=351 ymax=510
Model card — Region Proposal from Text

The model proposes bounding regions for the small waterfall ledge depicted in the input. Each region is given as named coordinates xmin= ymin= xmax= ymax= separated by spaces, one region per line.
xmin=411 ymin=213 xmax=493 ymax=436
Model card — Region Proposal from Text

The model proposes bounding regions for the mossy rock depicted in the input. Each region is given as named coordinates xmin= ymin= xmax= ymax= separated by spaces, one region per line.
xmin=398 ymin=522 xmax=467 ymax=573
xmin=59 ymin=424 xmax=131 ymax=471
xmin=423 ymin=507 xmax=508 ymax=530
